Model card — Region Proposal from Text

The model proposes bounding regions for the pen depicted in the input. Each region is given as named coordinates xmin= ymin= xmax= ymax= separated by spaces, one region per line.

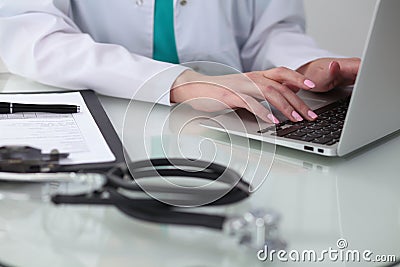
xmin=0 ymin=102 xmax=80 ymax=114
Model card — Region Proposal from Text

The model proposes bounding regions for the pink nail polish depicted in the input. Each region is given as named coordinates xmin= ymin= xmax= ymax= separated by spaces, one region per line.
xmin=267 ymin=114 xmax=280 ymax=124
xmin=304 ymin=79 xmax=316 ymax=89
xmin=292 ymin=111 xmax=303 ymax=122
xmin=308 ymin=110 xmax=318 ymax=120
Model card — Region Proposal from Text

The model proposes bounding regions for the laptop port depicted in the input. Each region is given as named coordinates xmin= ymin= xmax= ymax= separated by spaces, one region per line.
xmin=304 ymin=146 xmax=314 ymax=152
xmin=318 ymin=149 xmax=324 ymax=153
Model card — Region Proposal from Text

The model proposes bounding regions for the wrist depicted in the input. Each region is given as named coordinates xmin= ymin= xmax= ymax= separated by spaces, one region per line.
xmin=296 ymin=61 xmax=314 ymax=75
xmin=172 ymin=70 xmax=206 ymax=87
xmin=170 ymin=70 xmax=207 ymax=103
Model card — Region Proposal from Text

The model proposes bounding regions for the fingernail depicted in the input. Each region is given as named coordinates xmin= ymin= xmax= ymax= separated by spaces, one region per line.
xmin=267 ymin=114 xmax=280 ymax=124
xmin=292 ymin=111 xmax=303 ymax=122
xmin=304 ymin=79 xmax=316 ymax=89
xmin=329 ymin=61 xmax=334 ymax=70
xmin=308 ymin=110 xmax=318 ymax=120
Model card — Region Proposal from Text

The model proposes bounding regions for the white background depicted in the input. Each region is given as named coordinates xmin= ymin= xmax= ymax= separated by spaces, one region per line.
xmin=304 ymin=0 xmax=376 ymax=57
xmin=0 ymin=0 xmax=377 ymax=73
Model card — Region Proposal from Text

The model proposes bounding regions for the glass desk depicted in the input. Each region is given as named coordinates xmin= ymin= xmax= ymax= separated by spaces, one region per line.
xmin=0 ymin=74 xmax=399 ymax=267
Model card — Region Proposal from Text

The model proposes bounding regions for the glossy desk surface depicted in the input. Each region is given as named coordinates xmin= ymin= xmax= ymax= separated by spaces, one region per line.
xmin=0 ymin=74 xmax=399 ymax=267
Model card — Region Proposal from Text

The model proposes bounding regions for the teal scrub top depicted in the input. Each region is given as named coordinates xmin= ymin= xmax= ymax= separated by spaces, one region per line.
xmin=153 ymin=0 xmax=180 ymax=64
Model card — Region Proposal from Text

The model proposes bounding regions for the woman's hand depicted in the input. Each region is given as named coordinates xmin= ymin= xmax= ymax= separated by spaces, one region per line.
xmin=296 ymin=57 xmax=360 ymax=92
xmin=170 ymin=68 xmax=319 ymax=124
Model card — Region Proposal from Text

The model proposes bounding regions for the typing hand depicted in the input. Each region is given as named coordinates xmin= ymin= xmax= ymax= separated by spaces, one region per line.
xmin=170 ymin=68 xmax=319 ymax=124
xmin=296 ymin=57 xmax=361 ymax=93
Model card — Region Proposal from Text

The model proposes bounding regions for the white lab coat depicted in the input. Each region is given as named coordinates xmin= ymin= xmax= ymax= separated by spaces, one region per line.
xmin=0 ymin=0 xmax=336 ymax=104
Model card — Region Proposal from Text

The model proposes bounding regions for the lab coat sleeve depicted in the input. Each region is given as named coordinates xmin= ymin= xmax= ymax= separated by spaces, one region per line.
xmin=0 ymin=0 xmax=188 ymax=105
xmin=241 ymin=0 xmax=340 ymax=72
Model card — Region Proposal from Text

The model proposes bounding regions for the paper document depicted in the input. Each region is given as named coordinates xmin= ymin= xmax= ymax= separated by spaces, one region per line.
xmin=0 ymin=92 xmax=115 ymax=165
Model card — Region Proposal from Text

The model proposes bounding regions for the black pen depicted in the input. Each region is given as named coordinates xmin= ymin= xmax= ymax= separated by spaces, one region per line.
xmin=0 ymin=102 xmax=80 ymax=114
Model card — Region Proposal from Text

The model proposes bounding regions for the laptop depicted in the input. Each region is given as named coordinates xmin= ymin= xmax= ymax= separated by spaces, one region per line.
xmin=201 ymin=0 xmax=400 ymax=157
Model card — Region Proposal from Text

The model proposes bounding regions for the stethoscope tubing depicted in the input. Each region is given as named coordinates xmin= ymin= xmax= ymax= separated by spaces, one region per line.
xmin=52 ymin=158 xmax=251 ymax=229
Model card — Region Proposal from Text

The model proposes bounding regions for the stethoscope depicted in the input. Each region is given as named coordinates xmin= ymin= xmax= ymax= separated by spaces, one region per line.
xmin=52 ymin=158 xmax=251 ymax=230
xmin=0 ymin=152 xmax=286 ymax=251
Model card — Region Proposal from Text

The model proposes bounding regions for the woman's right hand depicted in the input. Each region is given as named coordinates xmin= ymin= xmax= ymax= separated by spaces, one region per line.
xmin=170 ymin=68 xmax=318 ymax=124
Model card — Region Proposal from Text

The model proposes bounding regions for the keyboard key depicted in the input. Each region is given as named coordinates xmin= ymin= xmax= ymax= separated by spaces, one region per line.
xmin=315 ymin=122 xmax=330 ymax=127
xmin=316 ymin=130 xmax=332 ymax=135
xmin=299 ymin=128 xmax=310 ymax=134
xmin=312 ymin=136 xmax=334 ymax=144
xmin=326 ymin=140 xmax=339 ymax=146
xmin=307 ymin=133 xmax=323 ymax=139
xmin=307 ymin=125 xmax=323 ymax=131
xmin=331 ymin=132 xmax=341 ymax=139
xmin=301 ymin=136 xmax=315 ymax=142
xmin=275 ymin=125 xmax=304 ymax=137
xmin=284 ymin=135 xmax=314 ymax=142
xmin=258 ymin=126 xmax=276 ymax=134
xmin=289 ymin=131 xmax=307 ymax=137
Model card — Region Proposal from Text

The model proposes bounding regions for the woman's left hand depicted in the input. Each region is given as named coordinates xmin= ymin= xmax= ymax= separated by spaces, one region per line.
xmin=296 ymin=57 xmax=361 ymax=92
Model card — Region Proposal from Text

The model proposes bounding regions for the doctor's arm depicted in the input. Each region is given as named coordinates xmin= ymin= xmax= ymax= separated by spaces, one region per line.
xmin=0 ymin=1 xmax=187 ymax=105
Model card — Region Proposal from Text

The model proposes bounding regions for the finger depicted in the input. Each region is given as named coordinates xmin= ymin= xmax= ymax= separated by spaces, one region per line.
xmin=278 ymin=86 xmax=319 ymax=121
xmin=263 ymin=66 xmax=316 ymax=91
xmin=283 ymin=82 xmax=301 ymax=93
xmin=262 ymin=85 xmax=311 ymax=122
xmin=225 ymin=92 xmax=280 ymax=124
xmin=327 ymin=60 xmax=342 ymax=89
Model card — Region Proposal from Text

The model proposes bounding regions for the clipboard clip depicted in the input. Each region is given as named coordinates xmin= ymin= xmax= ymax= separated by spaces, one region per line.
xmin=0 ymin=146 xmax=69 ymax=173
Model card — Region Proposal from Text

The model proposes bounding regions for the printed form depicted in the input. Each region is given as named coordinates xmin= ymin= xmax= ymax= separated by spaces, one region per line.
xmin=0 ymin=92 xmax=115 ymax=164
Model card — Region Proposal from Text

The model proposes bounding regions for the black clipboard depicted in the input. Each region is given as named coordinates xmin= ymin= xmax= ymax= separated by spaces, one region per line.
xmin=61 ymin=90 xmax=126 ymax=172
xmin=1 ymin=89 xmax=126 ymax=173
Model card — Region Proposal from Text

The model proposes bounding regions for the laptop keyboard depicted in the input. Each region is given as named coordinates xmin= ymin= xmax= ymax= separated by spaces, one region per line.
xmin=258 ymin=98 xmax=350 ymax=146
